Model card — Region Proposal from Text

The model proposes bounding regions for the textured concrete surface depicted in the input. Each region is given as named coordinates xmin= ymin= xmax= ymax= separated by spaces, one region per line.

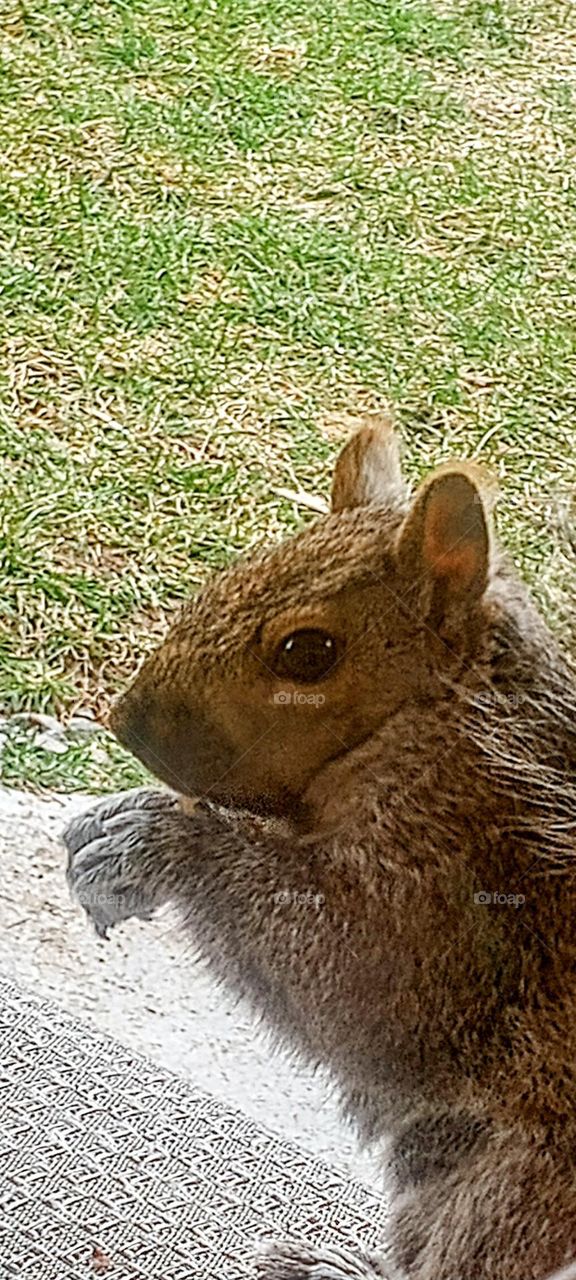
xmin=0 ymin=786 xmax=382 ymax=1188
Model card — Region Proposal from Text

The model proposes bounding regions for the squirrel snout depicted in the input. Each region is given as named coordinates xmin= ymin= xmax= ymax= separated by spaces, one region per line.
xmin=111 ymin=692 xmax=192 ymax=792
xmin=109 ymin=692 xmax=155 ymax=762
xmin=109 ymin=686 xmax=235 ymax=802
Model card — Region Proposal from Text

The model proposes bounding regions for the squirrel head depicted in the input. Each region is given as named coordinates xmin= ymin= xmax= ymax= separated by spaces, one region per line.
xmin=110 ymin=416 xmax=493 ymax=817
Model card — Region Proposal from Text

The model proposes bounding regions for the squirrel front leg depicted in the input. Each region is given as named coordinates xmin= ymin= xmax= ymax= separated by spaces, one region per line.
xmin=65 ymin=790 xmax=397 ymax=1280
xmin=64 ymin=788 xmax=353 ymax=1064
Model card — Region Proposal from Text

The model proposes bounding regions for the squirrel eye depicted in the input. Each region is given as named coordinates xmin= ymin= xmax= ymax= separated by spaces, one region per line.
xmin=272 ymin=629 xmax=340 ymax=683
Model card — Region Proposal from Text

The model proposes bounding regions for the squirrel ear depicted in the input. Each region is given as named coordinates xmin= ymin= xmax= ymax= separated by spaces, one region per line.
xmin=397 ymin=465 xmax=490 ymax=620
xmin=331 ymin=414 xmax=406 ymax=513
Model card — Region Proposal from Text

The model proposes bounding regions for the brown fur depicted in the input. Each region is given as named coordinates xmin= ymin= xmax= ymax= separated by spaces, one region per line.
xmin=65 ymin=416 xmax=576 ymax=1279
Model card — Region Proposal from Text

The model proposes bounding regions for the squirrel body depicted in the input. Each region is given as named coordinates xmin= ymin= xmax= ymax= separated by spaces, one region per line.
xmin=65 ymin=418 xmax=576 ymax=1280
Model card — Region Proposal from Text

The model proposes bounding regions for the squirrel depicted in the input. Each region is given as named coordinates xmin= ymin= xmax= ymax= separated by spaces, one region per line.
xmin=65 ymin=416 xmax=576 ymax=1280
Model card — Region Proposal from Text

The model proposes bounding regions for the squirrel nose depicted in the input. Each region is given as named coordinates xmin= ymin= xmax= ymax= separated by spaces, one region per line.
xmin=109 ymin=682 xmax=235 ymax=798
xmin=109 ymin=687 xmax=198 ymax=794
xmin=109 ymin=692 xmax=152 ymax=759
xmin=110 ymin=691 xmax=185 ymax=789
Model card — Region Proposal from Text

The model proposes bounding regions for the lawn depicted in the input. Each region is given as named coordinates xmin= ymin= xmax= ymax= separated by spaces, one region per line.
xmin=1 ymin=0 xmax=575 ymax=790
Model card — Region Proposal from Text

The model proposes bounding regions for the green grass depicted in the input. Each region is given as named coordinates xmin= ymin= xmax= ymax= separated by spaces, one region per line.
xmin=0 ymin=723 xmax=149 ymax=793
xmin=1 ymin=0 xmax=576 ymax=789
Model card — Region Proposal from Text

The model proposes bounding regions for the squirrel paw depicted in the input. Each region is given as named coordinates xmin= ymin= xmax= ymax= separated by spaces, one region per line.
xmin=256 ymin=1239 xmax=392 ymax=1279
xmin=63 ymin=788 xmax=181 ymax=938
